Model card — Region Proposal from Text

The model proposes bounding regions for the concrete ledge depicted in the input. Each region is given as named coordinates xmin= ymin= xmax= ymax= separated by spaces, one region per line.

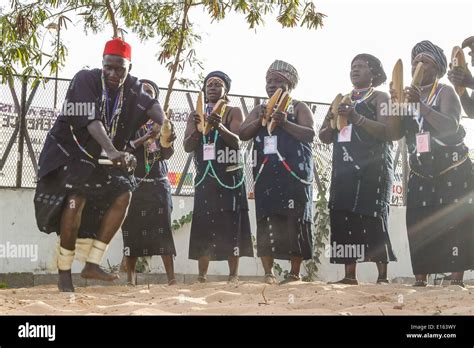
xmin=2 ymin=272 xmax=474 ymax=289
xmin=0 ymin=273 xmax=265 ymax=288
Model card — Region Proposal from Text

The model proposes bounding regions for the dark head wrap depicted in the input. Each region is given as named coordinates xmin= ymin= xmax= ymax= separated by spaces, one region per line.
xmin=203 ymin=71 xmax=231 ymax=92
xmin=266 ymin=60 xmax=299 ymax=90
xmin=461 ymin=36 xmax=474 ymax=49
xmin=139 ymin=79 xmax=159 ymax=98
xmin=411 ymin=40 xmax=448 ymax=78
xmin=351 ymin=53 xmax=387 ymax=87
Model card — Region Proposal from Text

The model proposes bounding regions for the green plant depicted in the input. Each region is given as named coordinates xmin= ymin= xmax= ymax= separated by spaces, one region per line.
xmin=302 ymin=174 xmax=330 ymax=282
xmin=172 ymin=210 xmax=193 ymax=231
xmin=0 ymin=282 xmax=8 ymax=289
xmin=135 ymin=257 xmax=150 ymax=273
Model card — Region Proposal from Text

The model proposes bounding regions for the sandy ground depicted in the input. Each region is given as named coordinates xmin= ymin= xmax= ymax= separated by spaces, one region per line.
xmin=1 ymin=280 xmax=473 ymax=315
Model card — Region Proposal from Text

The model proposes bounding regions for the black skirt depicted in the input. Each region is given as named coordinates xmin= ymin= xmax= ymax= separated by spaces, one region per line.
xmin=121 ymin=179 xmax=176 ymax=257
xmin=406 ymin=201 xmax=474 ymax=275
xmin=256 ymin=214 xmax=313 ymax=260
xmin=34 ymin=162 xmax=136 ymax=234
xmin=329 ymin=210 xmax=396 ymax=264
xmin=188 ymin=210 xmax=254 ymax=261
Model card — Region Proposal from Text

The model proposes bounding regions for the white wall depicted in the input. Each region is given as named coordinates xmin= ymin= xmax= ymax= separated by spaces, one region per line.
xmin=1 ymin=188 xmax=472 ymax=281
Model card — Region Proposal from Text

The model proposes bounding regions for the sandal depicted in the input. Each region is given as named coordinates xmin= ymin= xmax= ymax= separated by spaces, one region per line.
xmin=328 ymin=278 xmax=358 ymax=285
xmin=168 ymin=278 xmax=177 ymax=286
xmin=197 ymin=275 xmax=207 ymax=283
xmin=412 ymin=280 xmax=427 ymax=287
xmin=279 ymin=273 xmax=301 ymax=285
xmin=264 ymin=274 xmax=277 ymax=285
xmin=376 ymin=278 xmax=390 ymax=284
xmin=228 ymin=275 xmax=239 ymax=284
xmin=450 ymin=279 xmax=465 ymax=288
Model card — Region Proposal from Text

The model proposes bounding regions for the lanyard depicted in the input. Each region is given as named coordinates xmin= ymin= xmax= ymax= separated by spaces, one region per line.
xmin=414 ymin=80 xmax=439 ymax=132
xmin=105 ymin=89 xmax=120 ymax=127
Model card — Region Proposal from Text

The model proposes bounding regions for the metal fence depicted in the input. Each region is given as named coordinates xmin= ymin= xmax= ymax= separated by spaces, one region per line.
xmin=0 ymin=75 xmax=420 ymax=205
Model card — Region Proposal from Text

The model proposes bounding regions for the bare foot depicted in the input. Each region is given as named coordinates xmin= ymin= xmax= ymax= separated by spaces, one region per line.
xmin=58 ymin=270 xmax=75 ymax=292
xmin=168 ymin=278 xmax=177 ymax=286
xmin=80 ymin=262 xmax=119 ymax=281
xmin=127 ymin=271 xmax=136 ymax=286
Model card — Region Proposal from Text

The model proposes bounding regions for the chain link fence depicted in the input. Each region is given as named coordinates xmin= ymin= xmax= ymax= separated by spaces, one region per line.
xmin=3 ymin=75 xmax=470 ymax=205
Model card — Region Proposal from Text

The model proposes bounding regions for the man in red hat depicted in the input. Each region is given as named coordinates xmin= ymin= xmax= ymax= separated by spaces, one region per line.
xmin=34 ymin=37 xmax=165 ymax=292
xmin=448 ymin=36 xmax=474 ymax=117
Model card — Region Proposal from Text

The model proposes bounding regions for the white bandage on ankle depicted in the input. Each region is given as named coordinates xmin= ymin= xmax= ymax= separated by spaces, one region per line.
xmin=57 ymin=247 xmax=75 ymax=271
xmin=75 ymin=238 xmax=94 ymax=263
xmin=86 ymin=240 xmax=109 ymax=265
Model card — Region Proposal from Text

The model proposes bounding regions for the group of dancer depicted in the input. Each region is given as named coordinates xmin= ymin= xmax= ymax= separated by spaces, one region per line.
xmin=33 ymin=36 xmax=474 ymax=292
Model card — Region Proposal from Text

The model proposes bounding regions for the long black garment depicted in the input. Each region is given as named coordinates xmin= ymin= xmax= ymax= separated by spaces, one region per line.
xmin=188 ymin=106 xmax=254 ymax=260
xmin=404 ymin=84 xmax=474 ymax=274
xmin=252 ymin=102 xmax=314 ymax=260
xmin=329 ymin=96 xmax=396 ymax=264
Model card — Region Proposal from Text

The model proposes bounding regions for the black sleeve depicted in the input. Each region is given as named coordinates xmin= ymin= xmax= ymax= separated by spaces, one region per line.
xmin=62 ymin=69 xmax=102 ymax=129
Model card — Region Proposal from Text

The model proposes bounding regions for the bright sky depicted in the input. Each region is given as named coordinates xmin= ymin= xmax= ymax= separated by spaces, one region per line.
xmin=3 ymin=0 xmax=472 ymax=103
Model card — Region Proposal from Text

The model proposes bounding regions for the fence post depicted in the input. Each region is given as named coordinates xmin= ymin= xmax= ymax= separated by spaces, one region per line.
xmin=15 ymin=77 xmax=28 ymax=188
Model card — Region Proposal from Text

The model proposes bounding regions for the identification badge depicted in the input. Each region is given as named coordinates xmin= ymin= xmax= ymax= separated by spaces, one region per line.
xmin=338 ymin=124 xmax=352 ymax=143
xmin=264 ymin=136 xmax=278 ymax=154
xmin=147 ymin=141 xmax=158 ymax=153
xmin=203 ymin=143 xmax=216 ymax=161
xmin=416 ymin=132 xmax=431 ymax=153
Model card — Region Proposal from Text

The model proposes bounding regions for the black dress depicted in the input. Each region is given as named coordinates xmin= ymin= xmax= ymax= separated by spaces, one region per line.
xmin=403 ymin=84 xmax=474 ymax=274
xmin=34 ymin=69 xmax=160 ymax=234
xmin=120 ymin=139 xmax=176 ymax=257
xmin=253 ymin=102 xmax=314 ymax=261
xmin=329 ymin=95 xmax=397 ymax=264
xmin=188 ymin=106 xmax=254 ymax=261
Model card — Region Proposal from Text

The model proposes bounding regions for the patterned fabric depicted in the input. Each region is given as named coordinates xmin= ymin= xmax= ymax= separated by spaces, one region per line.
xmin=329 ymin=99 xmax=393 ymax=218
xmin=329 ymin=210 xmax=396 ymax=264
xmin=252 ymin=101 xmax=313 ymax=260
xmin=253 ymin=102 xmax=313 ymax=222
xmin=256 ymin=215 xmax=313 ymax=260
xmin=403 ymin=84 xmax=473 ymax=208
xmin=403 ymin=82 xmax=474 ymax=274
xmin=411 ymin=40 xmax=448 ymax=77
xmin=407 ymin=204 xmax=474 ymax=274
xmin=188 ymin=106 xmax=253 ymax=259
xmin=203 ymin=71 xmax=231 ymax=92
xmin=266 ymin=60 xmax=299 ymax=89
xmin=121 ymin=179 xmax=176 ymax=257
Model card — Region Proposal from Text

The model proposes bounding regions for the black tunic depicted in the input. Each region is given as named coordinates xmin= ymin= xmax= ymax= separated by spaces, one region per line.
xmin=188 ymin=106 xmax=254 ymax=260
xmin=252 ymin=102 xmax=314 ymax=260
xmin=34 ymin=69 xmax=160 ymax=234
xmin=329 ymin=95 xmax=396 ymax=264
xmin=404 ymin=84 xmax=474 ymax=274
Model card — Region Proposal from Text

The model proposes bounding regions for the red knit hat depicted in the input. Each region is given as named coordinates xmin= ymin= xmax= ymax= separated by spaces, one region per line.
xmin=103 ymin=38 xmax=132 ymax=60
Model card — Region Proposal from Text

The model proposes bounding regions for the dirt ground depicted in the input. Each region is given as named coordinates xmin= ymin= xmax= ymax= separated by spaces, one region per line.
xmin=1 ymin=280 xmax=473 ymax=315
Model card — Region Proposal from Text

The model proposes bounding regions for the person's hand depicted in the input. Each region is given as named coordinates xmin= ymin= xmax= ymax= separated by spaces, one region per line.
xmin=337 ymin=103 xmax=356 ymax=122
xmin=146 ymin=124 xmax=159 ymax=140
xmin=389 ymin=81 xmax=400 ymax=102
xmin=167 ymin=121 xmax=177 ymax=143
xmin=271 ymin=111 xmax=287 ymax=126
xmin=107 ymin=150 xmax=133 ymax=170
xmin=125 ymin=153 xmax=137 ymax=171
xmin=404 ymin=86 xmax=421 ymax=103
xmin=190 ymin=111 xmax=202 ymax=126
xmin=448 ymin=65 xmax=473 ymax=88
xmin=207 ymin=113 xmax=222 ymax=128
